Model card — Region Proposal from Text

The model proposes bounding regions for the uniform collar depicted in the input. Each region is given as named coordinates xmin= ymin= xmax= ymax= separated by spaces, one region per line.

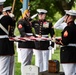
xmin=39 ymin=19 xmax=46 ymax=22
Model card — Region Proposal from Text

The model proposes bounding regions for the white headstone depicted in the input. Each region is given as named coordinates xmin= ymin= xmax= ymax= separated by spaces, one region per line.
xmin=22 ymin=65 xmax=39 ymax=75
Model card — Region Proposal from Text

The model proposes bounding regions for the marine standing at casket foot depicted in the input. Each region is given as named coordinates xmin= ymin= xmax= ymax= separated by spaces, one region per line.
xmin=56 ymin=10 xmax=76 ymax=75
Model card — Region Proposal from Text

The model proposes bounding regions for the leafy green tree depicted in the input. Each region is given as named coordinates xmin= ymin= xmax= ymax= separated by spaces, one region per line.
xmin=30 ymin=0 xmax=75 ymax=20
xmin=4 ymin=0 xmax=76 ymax=36
xmin=4 ymin=0 xmax=76 ymax=21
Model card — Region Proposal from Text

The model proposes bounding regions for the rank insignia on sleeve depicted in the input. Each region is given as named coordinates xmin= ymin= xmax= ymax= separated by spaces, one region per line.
xmin=18 ymin=24 xmax=22 ymax=28
xmin=63 ymin=31 xmax=68 ymax=37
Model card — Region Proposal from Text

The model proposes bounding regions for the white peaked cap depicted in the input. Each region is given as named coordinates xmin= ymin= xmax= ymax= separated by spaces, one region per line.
xmin=37 ymin=9 xmax=47 ymax=14
xmin=3 ymin=6 xmax=12 ymax=11
xmin=65 ymin=10 xmax=76 ymax=16
xmin=0 ymin=0 xmax=6 ymax=5
xmin=3 ymin=6 xmax=12 ymax=12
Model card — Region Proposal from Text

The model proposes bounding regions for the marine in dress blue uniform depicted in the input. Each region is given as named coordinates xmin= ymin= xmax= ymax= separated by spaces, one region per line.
xmin=32 ymin=9 xmax=55 ymax=72
xmin=56 ymin=10 xmax=76 ymax=75
xmin=0 ymin=0 xmax=15 ymax=75
xmin=3 ymin=6 xmax=16 ymax=75
xmin=17 ymin=9 xmax=35 ymax=75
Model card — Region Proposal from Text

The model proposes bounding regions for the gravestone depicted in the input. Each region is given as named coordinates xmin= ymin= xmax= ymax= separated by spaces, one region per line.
xmin=22 ymin=65 xmax=39 ymax=75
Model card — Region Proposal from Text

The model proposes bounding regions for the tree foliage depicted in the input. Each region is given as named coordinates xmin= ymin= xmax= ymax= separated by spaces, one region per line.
xmin=4 ymin=0 xmax=76 ymax=36
xmin=30 ymin=0 xmax=75 ymax=19
xmin=4 ymin=0 xmax=76 ymax=21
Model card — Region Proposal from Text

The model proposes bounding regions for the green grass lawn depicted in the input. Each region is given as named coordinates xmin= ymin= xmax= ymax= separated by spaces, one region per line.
xmin=52 ymin=47 xmax=60 ymax=61
xmin=14 ymin=47 xmax=60 ymax=75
